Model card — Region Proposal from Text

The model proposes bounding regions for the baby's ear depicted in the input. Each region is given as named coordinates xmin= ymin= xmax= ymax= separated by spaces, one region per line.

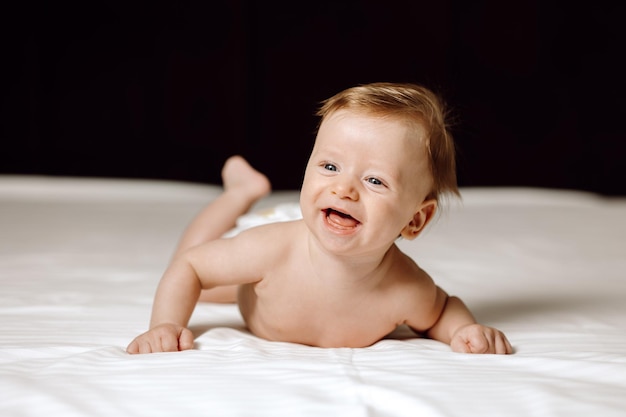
xmin=400 ymin=199 xmax=437 ymax=240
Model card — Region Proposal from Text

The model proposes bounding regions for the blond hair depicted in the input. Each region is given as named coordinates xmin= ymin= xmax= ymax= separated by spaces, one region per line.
xmin=316 ymin=82 xmax=460 ymax=202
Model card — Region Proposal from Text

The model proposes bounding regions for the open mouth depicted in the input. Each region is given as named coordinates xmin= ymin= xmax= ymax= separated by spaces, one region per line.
xmin=324 ymin=208 xmax=360 ymax=229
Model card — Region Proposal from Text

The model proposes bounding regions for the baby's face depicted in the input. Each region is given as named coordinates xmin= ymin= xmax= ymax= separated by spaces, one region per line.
xmin=300 ymin=109 xmax=434 ymax=256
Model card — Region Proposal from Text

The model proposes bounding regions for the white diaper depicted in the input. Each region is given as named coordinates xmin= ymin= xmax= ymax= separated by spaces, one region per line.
xmin=222 ymin=202 xmax=303 ymax=238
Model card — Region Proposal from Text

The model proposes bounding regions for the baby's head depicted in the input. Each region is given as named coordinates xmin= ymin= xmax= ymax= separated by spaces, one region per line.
xmin=315 ymin=82 xmax=460 ymax=204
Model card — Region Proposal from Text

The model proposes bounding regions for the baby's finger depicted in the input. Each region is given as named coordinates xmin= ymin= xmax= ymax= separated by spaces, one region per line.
xmin=160 ymin=333 xmax=180 ymax=352
xmin=178 ymin=328 xmax=195 ymax=351
xmin=467 ymin=332 xmax=491 ymax=354
xmin=495 ymin=333 xmax=513 ymax=354
xmin=450 ymin=336 xmax=471 ymax=353
xmin=126 ymin=339 xmax=139 ymax=354
xmin=137 ymin=338 xmax=155 ymax=354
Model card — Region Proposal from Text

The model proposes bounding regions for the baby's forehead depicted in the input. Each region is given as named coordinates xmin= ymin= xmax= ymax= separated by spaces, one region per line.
xmin=318 ymin=109 xmax=432 ymax=163
xmin=318 ymin=110 xmax=428 ymax=158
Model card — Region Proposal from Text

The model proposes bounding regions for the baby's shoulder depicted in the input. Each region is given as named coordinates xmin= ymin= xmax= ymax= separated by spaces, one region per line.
xmin=386 ymin=246 xmax=435 ymax=288
xmin=230 ymin=219 xmax=304 ymax=251
xmin=244 ymin=218 xmax=303 ymax=235
xmin=382 ymin=249 xmax=440 ymax=314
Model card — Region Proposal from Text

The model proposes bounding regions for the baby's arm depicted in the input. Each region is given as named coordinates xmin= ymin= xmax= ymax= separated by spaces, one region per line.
xmin=426 ymin=290 xmax=512 ymax=354
xmin=126 ymin=254 xmax=203 ymax=354
xmin=127 ymin=229 xmax=268 ymax=354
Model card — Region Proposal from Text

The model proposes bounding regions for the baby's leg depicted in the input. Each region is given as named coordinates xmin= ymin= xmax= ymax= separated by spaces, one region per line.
xmin=173 ymin=155 xmax=271 ymax=303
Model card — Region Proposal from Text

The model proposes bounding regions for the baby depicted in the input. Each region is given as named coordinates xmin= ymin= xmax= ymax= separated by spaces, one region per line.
xmin=127 ymin=82 xmax=512 ymax=354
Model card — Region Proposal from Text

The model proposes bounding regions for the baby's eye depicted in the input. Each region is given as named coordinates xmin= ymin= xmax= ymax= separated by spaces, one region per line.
xmin=323 ymin=163 xmax=338 ymax=172
xmin=367 ymin=177 xmax=383 ymax=186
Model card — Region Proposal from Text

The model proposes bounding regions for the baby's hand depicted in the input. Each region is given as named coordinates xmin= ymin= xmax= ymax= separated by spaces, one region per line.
xmin=450 ymin=323 xmax=513 ymax=354
xmin=126 ymin=323 xmax=195 ymax=354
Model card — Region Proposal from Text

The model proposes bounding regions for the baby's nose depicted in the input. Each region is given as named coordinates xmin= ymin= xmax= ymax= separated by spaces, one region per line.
xmin=331 ymin=177 xmax=359 ymax=200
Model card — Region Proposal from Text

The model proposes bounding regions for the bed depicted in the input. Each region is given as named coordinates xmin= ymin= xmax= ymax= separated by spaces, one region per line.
xmin=1 ymin=175 xmax=625 ymax=417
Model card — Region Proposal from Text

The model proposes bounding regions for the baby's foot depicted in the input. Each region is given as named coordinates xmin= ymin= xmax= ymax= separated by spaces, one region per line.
xmin=221 ymin=155 xmax=271 ymax=202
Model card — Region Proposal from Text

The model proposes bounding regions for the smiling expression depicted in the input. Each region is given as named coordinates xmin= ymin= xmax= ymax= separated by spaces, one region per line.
xmin=299 ymin=109 xmax=436 ymax=257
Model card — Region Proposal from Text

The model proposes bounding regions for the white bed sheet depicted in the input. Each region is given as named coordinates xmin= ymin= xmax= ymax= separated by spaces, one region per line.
xmin=1 ymin=175 xmax=625 ymax=417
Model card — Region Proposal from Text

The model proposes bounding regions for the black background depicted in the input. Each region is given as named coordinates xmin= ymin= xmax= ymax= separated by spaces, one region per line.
xmin=2 ymin=1 xmax=625 ymax=195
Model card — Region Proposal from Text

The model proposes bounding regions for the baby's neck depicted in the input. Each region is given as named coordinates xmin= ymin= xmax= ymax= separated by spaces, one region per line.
xmin=306 ymin=236 xmax=396 ymax=291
